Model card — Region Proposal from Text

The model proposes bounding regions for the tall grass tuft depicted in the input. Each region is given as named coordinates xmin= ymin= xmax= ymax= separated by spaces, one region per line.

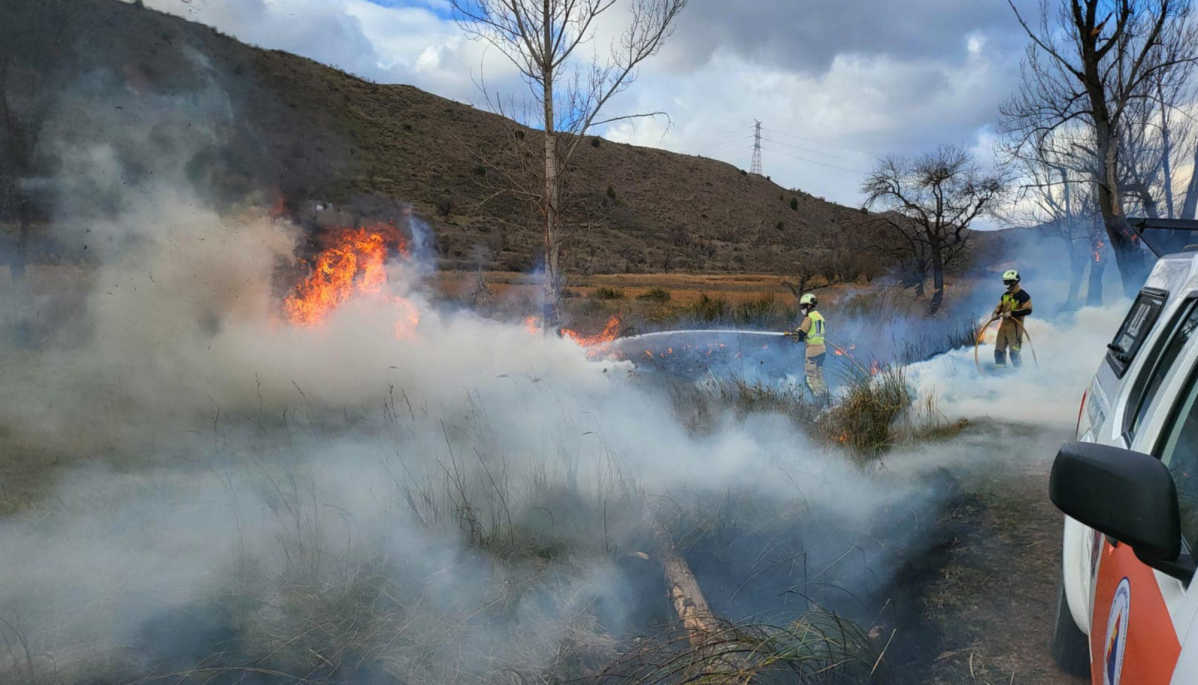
xmin=636 ymin=287 xmax=672 ymax=303
xmin=679 ymin=364 xmax=924 ymax=466
xmin=593 ymin=286 xmax=627 ymax=300
xmin=814 ymin=365 xmax=914 ymax=465
xmin=688 ymin=293 xmax=731 ymax=322
xmin=598 ymin=609 xmax=881 ymax=683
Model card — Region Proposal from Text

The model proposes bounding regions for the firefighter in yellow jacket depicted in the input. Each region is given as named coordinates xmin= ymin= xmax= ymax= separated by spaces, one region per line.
xmin=993 ymin=269 xmax=1032 ymax=368
xmin=794 ymin=293 xmax=828 ymax=396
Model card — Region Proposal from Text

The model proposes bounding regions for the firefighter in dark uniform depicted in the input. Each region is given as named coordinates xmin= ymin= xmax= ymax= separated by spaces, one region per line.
xmin=994 ymin=269 xmax=1032 ymax=368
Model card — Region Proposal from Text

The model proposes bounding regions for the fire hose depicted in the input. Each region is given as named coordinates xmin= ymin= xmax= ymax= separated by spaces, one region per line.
xmin=781 ymin=332 xmax=873 ymax=376
xmin=973 ymin=315 xmax=1039 ymax=374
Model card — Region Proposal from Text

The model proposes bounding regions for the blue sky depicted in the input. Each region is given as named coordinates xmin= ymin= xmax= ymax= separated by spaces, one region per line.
xmin=146 ymin=0 xmax=1039 ymax=208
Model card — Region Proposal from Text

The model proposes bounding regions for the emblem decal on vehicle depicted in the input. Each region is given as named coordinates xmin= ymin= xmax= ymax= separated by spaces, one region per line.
xmin=1104 ymin=578 xmax=1131 ymax=685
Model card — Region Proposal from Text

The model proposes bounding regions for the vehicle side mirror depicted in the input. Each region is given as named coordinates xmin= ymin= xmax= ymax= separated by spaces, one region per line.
xmin=1050 ymin=441 xmax=1182 ymax=564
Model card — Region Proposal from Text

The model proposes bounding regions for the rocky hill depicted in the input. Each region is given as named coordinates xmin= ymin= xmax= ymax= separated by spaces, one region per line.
xmin=4 ymin=0 xmax=893 ymax=277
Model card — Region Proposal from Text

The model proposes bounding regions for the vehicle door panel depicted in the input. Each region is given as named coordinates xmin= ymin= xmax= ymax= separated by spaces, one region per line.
xmin=1090 ymin=542 xmax=1181 ymax=684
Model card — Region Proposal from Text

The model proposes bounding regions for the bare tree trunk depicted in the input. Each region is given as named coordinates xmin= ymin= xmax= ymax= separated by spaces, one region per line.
xmin=1096 ymin=133 xmax=1150 ymax=296
xmin=540 ymin=14 xmax=560 ymax=332
xmin=1131 ymin=184 xmax=1160 ymax=218
xmin=1160 ymin=82 xmax=1176 ymax=219
xmin=1066 ymin=239 xmax=1086 ymax=309
xmin=1182 ymin=143 xmax=1198 ymax=220
xmin=1087 ymin=217 xmax=1106 ymax=307
xmin=928 ymin=246 xmax=945 ymax=314
xmin=1086 ymin=254 xmax=1106 ymax=306
xmin=1059 ymin=169 xmax=1084 ymax=309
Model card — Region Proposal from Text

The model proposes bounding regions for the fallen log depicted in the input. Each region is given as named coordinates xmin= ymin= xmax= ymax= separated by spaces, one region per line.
xmin=650 ymin=519 xmax=720 ymax=646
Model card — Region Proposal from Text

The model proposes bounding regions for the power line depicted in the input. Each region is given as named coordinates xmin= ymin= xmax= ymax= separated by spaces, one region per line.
xmin=759 ymin=146 xmax=868 ymax=174
xmin=759 ymin=137 xmax=863 ymax=164
xmin=750 ymin=120 xmax=763 ymax=175
xmin=761 ymin=127 xmax=879 ymax=156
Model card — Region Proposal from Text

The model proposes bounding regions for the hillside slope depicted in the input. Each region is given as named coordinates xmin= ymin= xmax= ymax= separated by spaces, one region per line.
xmin=7 ymin=0 xmax=881 ymax=276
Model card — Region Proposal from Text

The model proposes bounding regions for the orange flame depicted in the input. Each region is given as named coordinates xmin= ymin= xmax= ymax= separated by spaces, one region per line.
xmin=284 ymin=223 xmax=419 ymax=338
xmin=1093 ymin=239 xmax=1105 ymax=264
xmin=562 ymin=314 xmax=622 ymax=353
xmin=524 ymin=316 xmax=540 ymax=335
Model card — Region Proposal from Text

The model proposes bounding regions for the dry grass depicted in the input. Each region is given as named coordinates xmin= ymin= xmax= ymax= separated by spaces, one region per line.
xmin=597 ymin=611 xmax=881 ymax=684
xmin=814 ymin=366 xmax=915 ymax=465
xmin=676 ymin=363 xmax=939 ymax=467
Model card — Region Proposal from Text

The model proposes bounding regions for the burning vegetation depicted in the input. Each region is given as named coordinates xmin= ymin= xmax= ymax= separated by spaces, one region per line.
xmin=284 ymin=223 xmax=421 ymax=338
xmin=561 ymin=313 xmax=623 ymax=352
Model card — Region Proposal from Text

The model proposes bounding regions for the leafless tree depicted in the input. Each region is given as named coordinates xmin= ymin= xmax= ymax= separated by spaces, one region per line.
xmin=780 ymin=252 xmax=832 ymax=299
xmin=450 ymin=0 xmax=687 ymax=330
xmin=863 ymin=145 xmax=1007 ymax=314
xmin=1116 ymin=58 xmax=1197 ymax=220
xmin=1005 ymin=138 xmax=1103 ymax=307
xmin=1002 ymin=0 xmax=1198 ymax=295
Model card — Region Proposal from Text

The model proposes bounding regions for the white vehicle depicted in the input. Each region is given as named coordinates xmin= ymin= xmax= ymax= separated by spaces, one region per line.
xmin=1051 ymin=219 xmax=1198 ymax=684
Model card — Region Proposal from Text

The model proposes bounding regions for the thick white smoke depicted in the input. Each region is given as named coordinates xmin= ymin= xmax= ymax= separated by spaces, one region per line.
xmin=0 ymin=167 xmax=965 ymax=680
xmin=906 ymin=305 xmax=1128 ymax=429
xmin=0 ymin=54 xmax=1135 ymax=683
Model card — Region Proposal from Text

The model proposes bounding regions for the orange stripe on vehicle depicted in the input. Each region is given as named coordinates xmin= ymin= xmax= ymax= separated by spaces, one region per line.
xmin=1090 ymin=540 xmax=1180 ymax=684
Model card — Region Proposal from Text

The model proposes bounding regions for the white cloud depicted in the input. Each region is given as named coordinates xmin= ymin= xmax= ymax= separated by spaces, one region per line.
xmin=604 ymin=45 xmax=1014 ymax=206
xmin=967 ymin=32 xmax=987 ymax=56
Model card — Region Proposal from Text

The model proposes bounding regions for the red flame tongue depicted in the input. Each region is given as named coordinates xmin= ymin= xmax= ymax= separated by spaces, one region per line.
xmin=284 ymin=223 xmax=419 ymax=337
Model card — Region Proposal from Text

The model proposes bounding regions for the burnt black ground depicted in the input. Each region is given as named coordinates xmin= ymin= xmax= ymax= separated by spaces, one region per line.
xmin=887 ymin=428 xmax=1090 ymax=685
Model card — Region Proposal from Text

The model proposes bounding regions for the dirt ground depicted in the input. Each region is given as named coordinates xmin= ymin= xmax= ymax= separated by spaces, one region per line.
xmin=902 ymin=426 xmax=1089 ymax=685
